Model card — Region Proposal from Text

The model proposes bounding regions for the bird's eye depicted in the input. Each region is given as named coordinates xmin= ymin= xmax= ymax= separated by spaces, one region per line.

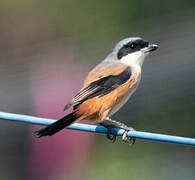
xmin=130 ymin=43 xmax=136 ymax=49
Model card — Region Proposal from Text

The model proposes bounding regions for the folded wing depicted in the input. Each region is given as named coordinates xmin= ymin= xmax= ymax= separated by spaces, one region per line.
xmin=64 ymin=63 xmax=132 ymax=110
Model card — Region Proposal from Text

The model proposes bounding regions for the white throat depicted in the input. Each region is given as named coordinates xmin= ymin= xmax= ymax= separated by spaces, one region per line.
xmin=120 ymin=51 xmax=148 ymax=67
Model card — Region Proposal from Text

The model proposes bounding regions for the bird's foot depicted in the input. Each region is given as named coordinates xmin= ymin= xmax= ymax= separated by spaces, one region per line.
xmin=121 ymin=127 xmax=136 ymax=145
xmin=106 ymin=126 xmax=116 ymax=143
xmin=99 ymin=123 xmax=116 ymax=143
xmin=100 ymin=119 xmax=136 ymax=144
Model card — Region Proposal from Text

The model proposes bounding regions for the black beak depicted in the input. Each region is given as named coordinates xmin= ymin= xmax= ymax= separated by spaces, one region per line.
xmin=148 ymin=43 xmax=158 ymax=52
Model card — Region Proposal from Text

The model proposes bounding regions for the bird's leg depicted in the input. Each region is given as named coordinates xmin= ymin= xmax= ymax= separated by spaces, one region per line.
xmin=101 ymin=117 xmax=136 ymax=144
xmin=99 ymin=122 xmax=116 ymax=143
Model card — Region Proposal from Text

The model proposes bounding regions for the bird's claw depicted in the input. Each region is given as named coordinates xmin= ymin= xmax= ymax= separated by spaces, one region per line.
xmin=106 ymin=126 xmax=117 ymax=143
xmin=107 ymin=133 xmax=116 ymax=143
xmin=122 ymin=129 xmax=136 ymax=145
xmin=102 ymin=123 xmax=136 ymax=144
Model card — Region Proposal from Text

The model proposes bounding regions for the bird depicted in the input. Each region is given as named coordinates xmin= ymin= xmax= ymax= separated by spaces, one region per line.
xmin=36 ymin=37 xmax=158 ymax=143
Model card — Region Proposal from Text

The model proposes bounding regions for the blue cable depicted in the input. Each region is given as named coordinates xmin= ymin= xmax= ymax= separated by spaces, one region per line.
xmin=0 ymin=111 xmax=194 ymax=146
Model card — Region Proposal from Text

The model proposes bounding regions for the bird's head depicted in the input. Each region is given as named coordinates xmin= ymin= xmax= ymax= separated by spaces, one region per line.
xmin=109 ymin=37 xmax=158 ymax=66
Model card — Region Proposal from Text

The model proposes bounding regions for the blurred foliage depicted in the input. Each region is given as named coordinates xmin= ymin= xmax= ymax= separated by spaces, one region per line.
xmin=0 ymin=0 xmax=195 ymax=40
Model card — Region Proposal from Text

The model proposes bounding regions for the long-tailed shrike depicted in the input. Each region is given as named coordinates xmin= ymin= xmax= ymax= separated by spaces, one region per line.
xmin=36 ymin=37 xmax=158 ymax=143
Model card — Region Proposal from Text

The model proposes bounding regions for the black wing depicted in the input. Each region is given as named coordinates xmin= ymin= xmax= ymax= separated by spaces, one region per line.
xmin=64 ymin=66 xmax=131 ymax=110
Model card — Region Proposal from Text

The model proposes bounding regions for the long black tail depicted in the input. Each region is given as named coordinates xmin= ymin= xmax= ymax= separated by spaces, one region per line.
xmin=36 ymin=112 xmax=79 ymax=137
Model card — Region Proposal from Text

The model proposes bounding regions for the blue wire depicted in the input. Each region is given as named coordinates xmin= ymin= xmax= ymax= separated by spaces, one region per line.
xmin=0 ymin=111 xmax=194 ymax=146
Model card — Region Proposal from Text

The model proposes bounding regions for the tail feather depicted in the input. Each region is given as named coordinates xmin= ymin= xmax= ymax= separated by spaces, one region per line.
xmin=36 ymin=112 xmax=79 ymax=137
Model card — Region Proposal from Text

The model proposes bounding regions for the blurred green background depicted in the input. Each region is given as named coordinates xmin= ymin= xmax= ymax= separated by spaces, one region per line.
xmin=0 ymin=0 xmax=195 ymax=180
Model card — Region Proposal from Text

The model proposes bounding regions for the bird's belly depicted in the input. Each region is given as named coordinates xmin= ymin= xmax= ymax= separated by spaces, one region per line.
xmin=108 ymin=87 xmax=136 ymax=117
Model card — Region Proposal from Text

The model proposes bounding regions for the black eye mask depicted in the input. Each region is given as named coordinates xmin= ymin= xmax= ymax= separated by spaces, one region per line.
xmin=117 ymin=39 xmax=149 ymax=59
